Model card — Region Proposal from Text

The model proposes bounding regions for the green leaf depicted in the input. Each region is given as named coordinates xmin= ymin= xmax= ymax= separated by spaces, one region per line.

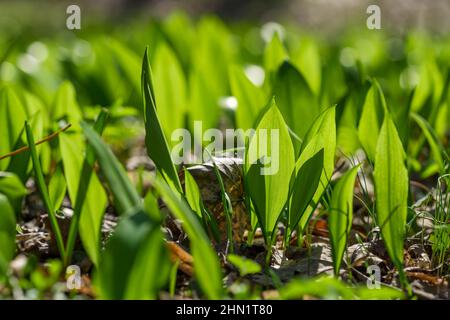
xmin=289 ymin=149 xmax=324 ymax=231
xmin=298 ymin=106 xmax=337 ymax=231
xmin=25 ymin=121 xmax=65 ymax=260
xmin=60 ymin=133 xmax=107 ymax=267
xmin=227 ymin=254 xmax=261 ymax=276
xmin=0 ymin=193 xmax=16 ymax=278
xmin=0 ymin=171 xmax=27 ymax=213
xmin=358 ymin=80 xmax=387 ymax=162
xmin=328 ymin=165 xmax=360 ymax=276
xmin=141 ymin=47 xmax=182 ymax=193
xmin=274 ymin=61 xmax=319 ymax=152
xmin=82 ymin=122 xmax=166 ymax=299
xmin=246 ymin=99 xmax=295 ymax=241
xmin=95 ymin=208 xmax=166 ymax=299
xmin=152 ymin=43 xmax=187 ymax=141
xmin=292 ymin=37 xmax=322 ymax=96
xmin=64 ymin=110 xmax=109 ymax=266
xmin=48 ymin=165 xmax=67 ymax=212
xmin=374 ymin=115 xmax=409 ymax=275
xmin=50 ymin=81 xmax=82 ymax=123
xmin=0 ymin=86 xmax=27 ymax=171
xmin=184 ymin=169 xmax=203 ymax=218
xmin=81 ymin=121 xmax=141 ymax=214
xmin=124 ymin=221 xmax=169 ymax=299
xmin=151 ymin=177 xmax=223 ymax=299
xmin=229 ymin=64 xmax=267 ymax=130
xmin=263 ymin=33 xmax=288 ymax=79
xmin=411 ymin=112 xmax=445 ymax=176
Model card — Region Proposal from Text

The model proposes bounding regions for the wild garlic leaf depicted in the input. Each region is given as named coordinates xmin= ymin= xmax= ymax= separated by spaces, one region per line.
xmin=141 ymin=47 xmax=182 ymax=193
xmin=274 ymin=61 xmax=319 ymax=152
xmin=374 ymin=115 xmax=409 ymax=272
xmin=328 ymin=165 xmax=360 ymax=276
xmin=358 ymin=80 xmax=387 ymax=162
xmin=0 ymin=194 xmax=16 ymax=278
xmin=246 ymin=99 xmax=295 ymax=241
xmin=297 ymin=106 xmax=336 ymax=232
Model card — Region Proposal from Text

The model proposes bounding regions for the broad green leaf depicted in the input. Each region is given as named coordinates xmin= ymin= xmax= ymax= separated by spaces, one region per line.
xmin=292 ymin=37 xmax=322 ymax=96
xmin=411 ymin=60 xmax=443 ymax=112
xmin=328 ymin=165 xmax=360 ymax=276
xmin=188 ymin=67 xmax=221 ymax=132
xmin=124 ymin=218 xmax=169 ymax=299
xmin=60 ymin=132 xmax=107 ymax=267
xmin=246 ymin=99 xmax=295 ymax=241
xmin=0 ymin=171 xmax=27 ymax=213
xmin=374 ymin=115 xmax=409 ymax=272
xmin=152 ymin=177 xmax=223 ymax=299
xmin=141 ymin=47 xmax=182 ymax=193
xmin=184 ymin=169 xmax=203 ymax=218
xmin=152 ymin=43 xmax=187 ymax=141
xmin=107 ymin=38 xmax=141 ymax=93
xmin=162 ymin=11 xmax=194 ymax=68
xmin=0 ymin=85 xmax=27 ymax=171
xmin=50 ymin=81 xmax=82 ymax=123
xmin=188 ymin=17 xmax=234 ymax=132
xmin=289 ymin=149 xmax=324 ymax=231
xmin=48 ymin=165 xmax=66 ymax=212
xmin=0 ymin=193 xmax=16 ymax=278
xmin=95 ymin=208 xmax=167 ymax=299
xmin=64 ymin=110 xmax=109 ymax=266
xmin=298 ymin=106 xmax=336 ymax=231
xmin=229 ymin=64 xmax=267 ymax=130
xmin=358 ymin=81 xmax=387 ymax=162
xmin=263 ymin=33 xmax=288 ymax=80
xmin=274 ymin=61 xmax=319 ymax=152
xmin=227 ymin=254 xmax=261 ymax=276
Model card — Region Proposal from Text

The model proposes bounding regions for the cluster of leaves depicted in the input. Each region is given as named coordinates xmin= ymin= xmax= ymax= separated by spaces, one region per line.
xmin=0 ymin=12 xmax=449 ymax=299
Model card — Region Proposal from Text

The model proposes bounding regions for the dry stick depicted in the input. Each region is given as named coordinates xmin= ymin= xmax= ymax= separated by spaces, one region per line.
xmin=0 ymin=124 xmax=72 ymax=161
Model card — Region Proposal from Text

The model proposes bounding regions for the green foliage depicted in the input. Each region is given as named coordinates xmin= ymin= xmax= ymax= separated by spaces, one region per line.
xmin=0 ymin=171 xmax=27 ymax=213
xmin=61 ymin=109 xmax=109 ymax=267
xmin=152 ymin=43 xmax=187 ymax=141
xmin=25 ymin=121 xmax=66 ymax=260
xmin=227 ymin=254 xmax=261 ymax=276
xmin=297 ymin=106 xmax=337 ymax=232
xmin=141 ymin=47 xmax=182 ymax=193
xmin=0 ymin=86 xmax=28 ymax=171
xmin=280 ymin=276 xmax=404 ymax=300
xmin=229 ymin=64 xmax=267 ymax=130
xmin=328 ymin=165 xmax=360 ymax=275
xmin=358 ymin=80 xmax=387 ymax=162
xmin=152 ymin=177 xmax=224 ymax=299
xmin=0 ymin=194 xmax=16 ymax=278
xmin=245 ymin=99 xmax=295 ymax=243
xmin=288 ymin=149 xmax=323 ymax=233
xmin=374 ymin=115 xmax=409 ymax=287
xmin=82 ymin=122 xmax=168 ymax=299
xmin=274 ymin=61 xmax=319 ymax=151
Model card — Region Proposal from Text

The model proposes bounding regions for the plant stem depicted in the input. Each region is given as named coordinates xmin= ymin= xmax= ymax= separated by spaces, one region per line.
xmin=25 ymin=121 xmax=66 ymax=260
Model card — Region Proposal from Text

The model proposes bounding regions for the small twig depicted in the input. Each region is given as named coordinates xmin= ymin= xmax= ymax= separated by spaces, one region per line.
xmin=0 ymin=123 xmax=72 ymax=161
